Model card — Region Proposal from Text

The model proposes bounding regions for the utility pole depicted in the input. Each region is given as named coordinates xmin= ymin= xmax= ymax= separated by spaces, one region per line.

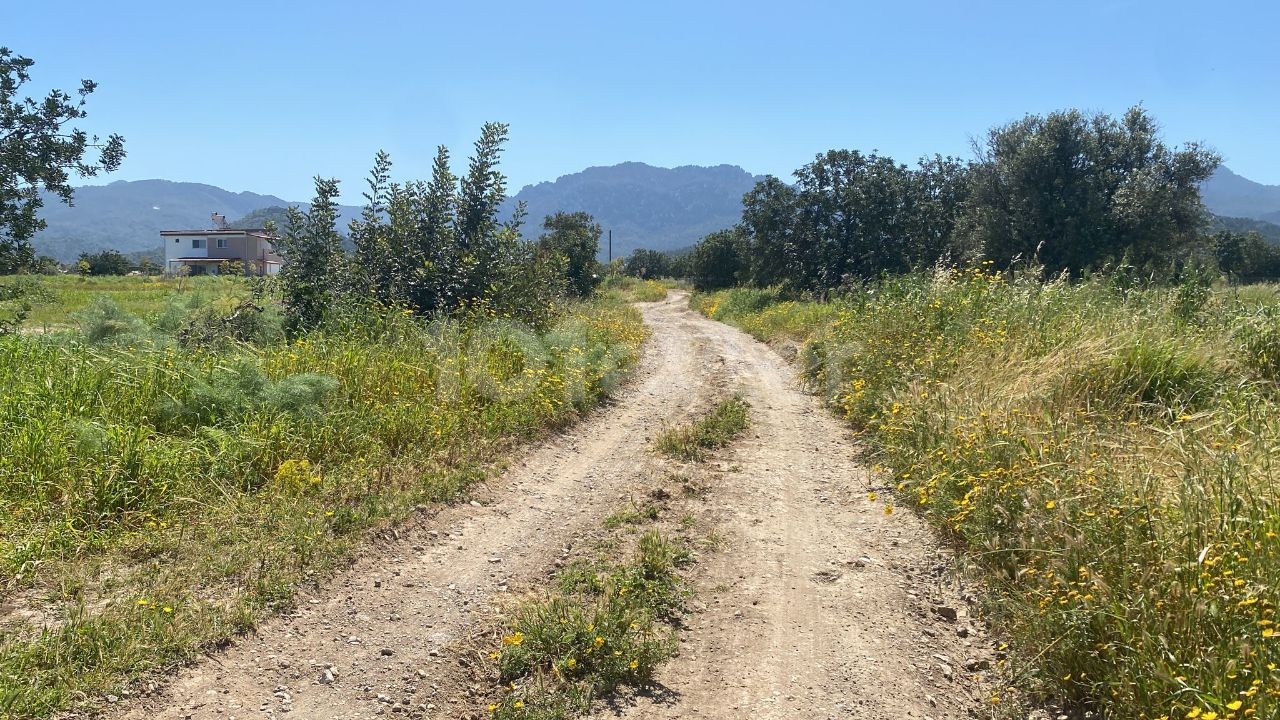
xmin=608 ymin=229 xmax=612 ymax=264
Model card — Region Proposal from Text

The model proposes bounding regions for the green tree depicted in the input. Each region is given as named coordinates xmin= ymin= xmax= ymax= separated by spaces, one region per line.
xmin=742 ymin=151 xmax=970 ymax=294
xmin=349 ymin=149 xmax=394 ymax=299
xmin=740 ymin=176 xmax=797 ymax=287
xmin=964 ymin=106 xmax=1220 ymax=275
xmin=538 ymin=211 xmax=602 ymax=297
xmin=690 ymin=229 xmax=747 ymax=291
xmin=0 ymin=47 xmax=125 ymax=273
xmin=456 ymin=123 xmax=512 ymax=302
xmin=77 ymin=249 xmax=131 ymax=275
xmin=410 ymin=145 xmax=461 ymax=313
xmin=1213 ymin=230 xmax=1280 ymax=284
xmin=623 ymin=248 xmax=671 ymax=279
xmin=275 ymin=178 xmax=345 ymax=331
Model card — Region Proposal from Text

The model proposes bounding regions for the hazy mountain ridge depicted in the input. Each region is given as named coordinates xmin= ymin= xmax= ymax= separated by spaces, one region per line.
xmin=1201 ymin=167 xmax=1280 ymax=224
xmin=31 ymin=180 xmax=361 ymax=262
xmin=503 ymin=161 xmax=764 ymax=258
xmin=28 ymin=164 xmax=1280 ymax=264
xmin=1209 ymin=214 xmax=1280 ymax=244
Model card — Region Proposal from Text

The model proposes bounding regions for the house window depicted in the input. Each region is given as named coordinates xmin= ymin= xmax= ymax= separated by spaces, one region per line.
xmin=216 ymin=237 xmax=228 ymax=249
xmin=192 ymin=238 xmax=206 ymax=249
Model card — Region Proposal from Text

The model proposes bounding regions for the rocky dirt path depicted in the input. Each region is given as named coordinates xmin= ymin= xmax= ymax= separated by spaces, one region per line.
xmin=107 ymin=293 xmax=992 ymax=720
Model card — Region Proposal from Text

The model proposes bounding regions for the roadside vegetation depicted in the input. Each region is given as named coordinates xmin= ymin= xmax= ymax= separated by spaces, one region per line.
xmin=0 ymin=285 xmax=645 ymax=718
xmin=696 ymin=272 xmax=1280 ymax=719
xmin=601 ymin=276 xmax=670 ymax=303
xmin=0 ymin=124 xmax=645 ymax=719
xmin=670 ymin=106 xmax=1280 ymax=718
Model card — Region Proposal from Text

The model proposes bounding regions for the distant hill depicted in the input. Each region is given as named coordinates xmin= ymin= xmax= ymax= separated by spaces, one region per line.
xmin=502 ymin=162 xmax=763 ymax=258
xmin=228 ymin=206 xmax=293 ymax=230
xmin=31 ymin=163 xmax=759 ymax=263
xmin=1202 ymin=167 xmax=1280 ymax=224
xmin=30 ymin=180 xmax=360 ymax=262
xmin=1209 ymin=214 xmax=1280 ymax=244
xmin=51 ymin=161 xmax=1280 ymax=266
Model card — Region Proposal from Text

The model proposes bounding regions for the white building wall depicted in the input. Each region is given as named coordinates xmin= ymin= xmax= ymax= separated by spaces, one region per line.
xmin=164 ymin=234 xmax=210 ymax=260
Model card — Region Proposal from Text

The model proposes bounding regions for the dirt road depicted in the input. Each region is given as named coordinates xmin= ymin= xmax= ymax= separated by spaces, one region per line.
xmin=112 ymin=293 xmax=991 ymax=720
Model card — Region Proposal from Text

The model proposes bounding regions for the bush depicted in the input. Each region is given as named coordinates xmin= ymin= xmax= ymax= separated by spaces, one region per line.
xmin=73 ymin=296 xmax=147 ymax=344
xmin=177 ymin=298 xmax=285 ymax=349
xmin=77 ymin=249 xmax=132 ymax=276
xmin=0 ymin=278 xmax=48 ymax=334
xmin=689 ymin=229 xmax=747 ymax=291
xmin=154 ymin=361 xmax=338 ymax=430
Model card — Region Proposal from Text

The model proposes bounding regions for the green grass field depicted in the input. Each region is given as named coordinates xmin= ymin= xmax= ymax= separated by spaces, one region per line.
xmin=5 ymin=275 xmax=248 ymax=330
xmin=0 ymin=274 xmax=647 ymax=718
xmin=696 ymin=273 xmax=1280 ymax=719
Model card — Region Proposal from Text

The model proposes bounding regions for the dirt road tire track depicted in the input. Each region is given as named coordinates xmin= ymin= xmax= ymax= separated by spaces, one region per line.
xmin=104 ymin=293 xmax=989 ymax=720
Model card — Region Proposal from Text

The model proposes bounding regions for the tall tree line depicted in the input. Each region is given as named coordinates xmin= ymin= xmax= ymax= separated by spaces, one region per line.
xmin=688 ymin=106 xmax=1224 ymax=291
xmin=276 ymin=123 xmax=603 ymax=332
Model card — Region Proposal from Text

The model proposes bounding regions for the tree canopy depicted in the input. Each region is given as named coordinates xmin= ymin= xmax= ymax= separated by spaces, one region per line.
xmin=964 ymin=107 xmax=1219 ymax=275
xmin=684 ymin=105 xmax=1224 ymax=292
xmin=538 ymin=211 xmax=602 ymax=297
xmin=279 ymin=123 xmax=583 ymax=333
xmin=0 ymin=47 xmax=125 ymax=273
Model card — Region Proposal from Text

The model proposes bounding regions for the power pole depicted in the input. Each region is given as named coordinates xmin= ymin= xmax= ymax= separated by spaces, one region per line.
xmin=608 ymin=229 xmax=612 ymax=264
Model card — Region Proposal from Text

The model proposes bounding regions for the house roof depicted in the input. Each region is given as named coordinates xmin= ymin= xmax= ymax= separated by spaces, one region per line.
xmin=160 ymin=228 xmax=275 ymax=238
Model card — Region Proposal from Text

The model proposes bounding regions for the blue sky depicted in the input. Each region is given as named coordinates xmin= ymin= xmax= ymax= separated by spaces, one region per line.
xmin=8 ymin=0 xmax=1278 ymax=203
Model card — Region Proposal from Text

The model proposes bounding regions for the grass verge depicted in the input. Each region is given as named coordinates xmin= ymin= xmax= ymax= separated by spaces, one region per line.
xmin=3 ymin=274 xmax=246 ymax=330
xmin=695 ymin=271 xmax=1280 ymax=719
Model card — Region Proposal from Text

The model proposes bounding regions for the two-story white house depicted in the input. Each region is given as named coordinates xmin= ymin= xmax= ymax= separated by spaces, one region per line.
xmin=161 ymin=213 xmax=283 ymax=276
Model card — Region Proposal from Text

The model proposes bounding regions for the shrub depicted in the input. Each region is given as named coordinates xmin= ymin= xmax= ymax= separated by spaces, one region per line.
xmin=73 ymin=296 xmax=147 ymax=344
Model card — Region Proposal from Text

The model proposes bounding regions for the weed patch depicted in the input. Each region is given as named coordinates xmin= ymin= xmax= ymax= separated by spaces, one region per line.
xmin=487 ymin=530 xmax=687 ymax=719
xmin=602 ymin=277 xmax=669 ymax=303
xmin=653 ymin=396 xmax=750 ymax=461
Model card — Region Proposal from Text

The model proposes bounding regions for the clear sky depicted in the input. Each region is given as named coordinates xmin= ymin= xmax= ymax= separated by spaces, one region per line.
xmin=7 ymin=0 xmax=1278 ymax=203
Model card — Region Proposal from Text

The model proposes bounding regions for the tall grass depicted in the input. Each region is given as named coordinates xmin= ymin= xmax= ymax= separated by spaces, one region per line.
xmin=696 ymin=270 xmax=1280 ymax=719
xmin=0 ymin=286 xmax=647 ymax=718
xmin=601 ymin=276 xmax=671 ymax=303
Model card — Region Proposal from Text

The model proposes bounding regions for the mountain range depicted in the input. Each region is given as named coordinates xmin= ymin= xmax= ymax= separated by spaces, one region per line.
xmin=26 ymin=164 xmax=1280 ymax=263
xmin=1201 ymin=167 xmax=1280 ymax=226
xmin=498 ymin=162 xmax=763 ymax=260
